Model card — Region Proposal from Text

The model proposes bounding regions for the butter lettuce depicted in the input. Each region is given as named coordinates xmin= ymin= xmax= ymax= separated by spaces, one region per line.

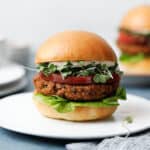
xmin=119 ymin=28 xmax=150 ymax=37
xmin=119 ymin=53 xmax=145 ymax=63
xmin=33 ymin=87 xmax=126 ymax=113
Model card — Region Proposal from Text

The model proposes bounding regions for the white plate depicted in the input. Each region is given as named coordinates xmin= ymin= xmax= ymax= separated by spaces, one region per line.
xmin=0 ymin=78 xmax=27 ymax=97
xmin=0 ymin=63 xmax=25 ymax=86
xmin=0 ymin=93 xmax=150 ymax=139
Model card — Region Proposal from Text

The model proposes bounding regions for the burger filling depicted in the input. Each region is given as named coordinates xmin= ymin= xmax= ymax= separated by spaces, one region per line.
xmin=33 ymin=61 xmax=126 ymax=113
xmin=117 ymin=28 xmax=150 ymax=63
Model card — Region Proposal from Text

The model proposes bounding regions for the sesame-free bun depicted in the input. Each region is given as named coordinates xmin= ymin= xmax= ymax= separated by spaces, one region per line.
xmin=120 ymin=5 xmax=150 ymax=32
xmin=120 ymin=58 xmax=150 ymax=75
xmin=33 ymin=98 xmax=117 ymax=121
xmin=35 ymin=31 xmax=117 ymax=63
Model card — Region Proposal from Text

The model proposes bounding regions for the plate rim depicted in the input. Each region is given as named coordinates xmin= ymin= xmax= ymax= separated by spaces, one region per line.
xmin=0 ymin=78 xmax=27 ymax=97
xmin=1 ymin=123 xmax=149 ymax=140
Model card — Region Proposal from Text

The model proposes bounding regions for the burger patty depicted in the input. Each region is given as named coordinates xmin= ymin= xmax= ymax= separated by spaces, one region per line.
xmin=33 ymin=73 xmax=120 ymax=101
xmin=130 ymin=36 xmax=150 ymax=45
xmin=117 ymin=41 xmax=150 ymax=55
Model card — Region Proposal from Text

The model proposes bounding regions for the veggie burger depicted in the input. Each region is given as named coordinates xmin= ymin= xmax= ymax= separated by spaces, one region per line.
xmin=33 ymin=31 xmax=126 ymax=121
xmin=117 ymin=5 xmax=150 ymax=75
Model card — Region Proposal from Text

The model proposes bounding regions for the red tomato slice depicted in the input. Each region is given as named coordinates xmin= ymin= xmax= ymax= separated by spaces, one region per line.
xmin=118 ymin=32 xmax=138 ymax=44
xmin=41 ymin=73 xmax=93 ymax=85
xmin=40 ymin=73 xmax=120 ymax=85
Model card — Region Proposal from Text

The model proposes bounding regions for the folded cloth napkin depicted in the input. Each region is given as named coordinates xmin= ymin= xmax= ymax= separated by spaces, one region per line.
xmin=66 ymin=132 xmax=150 ymax=150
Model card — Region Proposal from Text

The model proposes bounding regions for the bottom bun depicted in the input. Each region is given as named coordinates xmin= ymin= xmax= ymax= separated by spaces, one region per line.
xmin=120 ymin=58 xmax=150 ymax=75
xmin=33 ymin=98 xmax=117 ymax=121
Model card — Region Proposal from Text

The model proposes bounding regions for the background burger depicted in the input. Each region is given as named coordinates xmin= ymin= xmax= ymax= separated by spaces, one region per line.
xmin=117 ymin=5 xmax=150 ymax=75
xmin=33 ymin=31 xmax=126 ymax=121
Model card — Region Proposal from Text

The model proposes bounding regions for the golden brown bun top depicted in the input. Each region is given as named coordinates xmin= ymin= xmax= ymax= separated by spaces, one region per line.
xmin=35 ymin=30 xmax=117 ymax=63
xmin=120 ymin=5 xmax=150 ymax=32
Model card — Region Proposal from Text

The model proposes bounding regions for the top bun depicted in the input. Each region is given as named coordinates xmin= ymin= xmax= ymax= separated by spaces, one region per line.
xmin=120 ymin=5 xmax=150 ymax=32
xmin=35 ymin=31 xmax=117 ymax=63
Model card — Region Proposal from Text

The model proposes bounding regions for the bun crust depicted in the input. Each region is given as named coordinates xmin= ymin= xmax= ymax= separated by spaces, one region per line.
xmin=33 ymin=98 xmax=117 ymax=121
xmin=120 ymin=58 xmax=150 ymax=75
xmin=120 ymin=5 xmax=150 ymax=32
xmin=35 ymin=31 xmax=117 ymax=63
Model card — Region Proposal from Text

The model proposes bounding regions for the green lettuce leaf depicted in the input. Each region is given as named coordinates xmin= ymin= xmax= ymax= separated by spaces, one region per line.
xmin=119 ymin=53 xmax=145 ymax=63
xmin=119 ymin=28 xmax=150 ymax=37
xmin=33 ymin=87 xmax=126 ymax=113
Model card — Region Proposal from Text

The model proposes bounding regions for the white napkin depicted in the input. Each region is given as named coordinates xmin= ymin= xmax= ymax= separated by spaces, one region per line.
xmin=66 ymin=132 xmax=150 ymax=150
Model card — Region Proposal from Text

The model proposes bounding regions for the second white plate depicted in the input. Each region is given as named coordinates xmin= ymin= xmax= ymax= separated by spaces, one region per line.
xmin=0 ymin=93 xmax=150 ymax=139
xmin=0 ymin=63 xmax=25 ymax=86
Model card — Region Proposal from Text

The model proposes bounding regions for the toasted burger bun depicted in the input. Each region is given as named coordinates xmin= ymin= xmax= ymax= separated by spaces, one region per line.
xmin=120 ymin=58 xmax=150 ymax=75
xmin=120 ymin=5 xmax=150 ymax=33
xmin=33 ymin=98 xmax=117 ymax=121
xmin=35 ymin=30 xmax=117 ymax=63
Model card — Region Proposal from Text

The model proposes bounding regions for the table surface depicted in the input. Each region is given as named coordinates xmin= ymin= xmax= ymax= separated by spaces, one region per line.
xmin=0 ymin=70 xmax=150 ymax=150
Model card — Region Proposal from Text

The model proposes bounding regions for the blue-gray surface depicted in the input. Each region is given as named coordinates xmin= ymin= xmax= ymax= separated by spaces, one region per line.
xmin=0 ymin=71 xmax=150 ymax=150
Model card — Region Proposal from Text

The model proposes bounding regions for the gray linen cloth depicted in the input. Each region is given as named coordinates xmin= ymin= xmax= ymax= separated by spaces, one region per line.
xmin=66 ymin=132 xmax=150 ymax=150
